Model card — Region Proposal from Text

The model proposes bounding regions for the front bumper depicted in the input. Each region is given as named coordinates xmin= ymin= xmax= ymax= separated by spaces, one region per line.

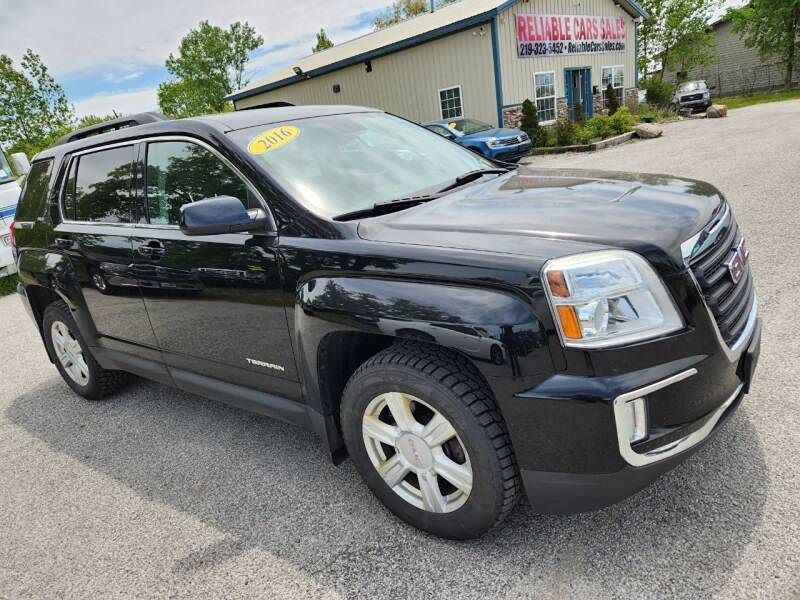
xmin=488 ymin=141 xmax=533 ymax=162
xmin=0 ymin=244 xmax=16 ymax=276
xmin=507 ymin=303 xmax=761 ymax=514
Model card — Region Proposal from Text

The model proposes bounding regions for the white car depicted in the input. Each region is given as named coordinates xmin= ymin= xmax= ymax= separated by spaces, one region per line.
xmin=0 ymin=151 xmax=22 ymax=277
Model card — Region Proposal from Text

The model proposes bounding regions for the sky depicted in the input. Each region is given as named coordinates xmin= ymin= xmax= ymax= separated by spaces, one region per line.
xmin=1 ymin=0 xmax=391 ymax=118
xmin=2 ymin=0 xmax=748 ymax=119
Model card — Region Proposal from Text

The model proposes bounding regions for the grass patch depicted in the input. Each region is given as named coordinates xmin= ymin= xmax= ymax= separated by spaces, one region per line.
xmin=0 ymin=274 xmax=18 ymax=297
xmin=716 ymin=88 xmax=800 ymax=110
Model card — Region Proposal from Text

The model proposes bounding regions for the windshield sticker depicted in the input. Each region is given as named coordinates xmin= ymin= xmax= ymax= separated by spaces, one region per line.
xmin=448 ymin=122 xmax=457 ymax=129
xmin=0 ymin=170 xmax=7 ymax=178
xmin=247 ymin=126 xmax=299 ymax=154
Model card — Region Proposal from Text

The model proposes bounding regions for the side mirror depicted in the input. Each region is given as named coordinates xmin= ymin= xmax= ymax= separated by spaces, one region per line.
xmin=179 ymin=196 xmax=276 ymax=236
xmin=709 ymin=84 xmax=717 ymax=90
xmin=10 ymin=153 xmax=31 ymax=176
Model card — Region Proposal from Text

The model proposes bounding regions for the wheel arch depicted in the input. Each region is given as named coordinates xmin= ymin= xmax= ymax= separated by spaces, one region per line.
xmin=294 ymin=275 xmax=553 ymax=461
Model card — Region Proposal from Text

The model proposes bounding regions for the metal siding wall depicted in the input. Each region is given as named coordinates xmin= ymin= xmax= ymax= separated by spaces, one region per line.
xmin=236 ymin=27 xmax=500 ymax=126
xmin=496 ymin=0 xmax=638 ymax=105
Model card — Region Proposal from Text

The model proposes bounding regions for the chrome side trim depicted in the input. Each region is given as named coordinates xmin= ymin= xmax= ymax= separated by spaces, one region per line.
xmin=614 ymin=369 xmax=742 ymax=468
xmin=58 ymin=135 xmax=270 ymax=227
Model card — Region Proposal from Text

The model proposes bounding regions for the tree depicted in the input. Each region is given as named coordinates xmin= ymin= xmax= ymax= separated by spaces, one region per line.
xmin=638 ymin=0 xmax=720 ymax=80
xmin=728 ymin=0 xmax=800 ymax=90
xmin=312 ymin=28 xmax=334 ymax=53
xmin=0 ymin=49 xmax=75 ymax=158
xmin=373 ymin=0 xmax=458 ymax=29
xmin=157 ymin=20 xmax=263 ymax=118
xmin=605 ymin=84 xmax=619 ymax=115
xmin=519 ymin=99 xmax=545 ymax=147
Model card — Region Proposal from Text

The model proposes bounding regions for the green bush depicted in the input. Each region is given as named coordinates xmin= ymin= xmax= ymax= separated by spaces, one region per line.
xmin=638 ymin=102 xmax=680 ymax=123
xmin=0 ymin=274 xmax=18 ymax=297
xmin=642 ymin=77 xmax=674 ymax=107
xmin=584 ymin=114 xmax=613 ymax=140
xmin=605 ymin=84 xmax=619 ymax=115
xmin=519 ymin=99 xmax=547 ymax=147
xmin=575 ymin=126 xmax=593 ymax=145
xmin=545 ymin=128 xmax=558 ymax=147
xmin=609 ymin=107 xmax=636 ymax=134
xmin=554 ymin=118 xmax=576 ymax=146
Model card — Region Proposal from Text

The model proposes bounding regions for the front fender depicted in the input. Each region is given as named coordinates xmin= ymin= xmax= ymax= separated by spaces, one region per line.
xmin=295 ymin=276 xmax=554 ymax=414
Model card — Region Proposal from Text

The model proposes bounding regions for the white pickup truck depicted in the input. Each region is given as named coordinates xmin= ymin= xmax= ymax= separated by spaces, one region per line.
xmin=0 ymin=151 xmax=23 ymax=277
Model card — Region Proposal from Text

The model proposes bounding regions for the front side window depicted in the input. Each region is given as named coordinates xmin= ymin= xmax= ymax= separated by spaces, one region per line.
xmin=533 ymin=72 xmax=556 ymax=123
xmin=69 ymin=146 xmax=135 ymax=223
xmin=145 ymin=141 xmax=254 ymax=226
xmin=602 ymin=66 xmax=624 ymax=108
xmin=439 ymin=86 xmax=463 ymax=119
xmin=229 ymin=112 xmax=489 ymax=218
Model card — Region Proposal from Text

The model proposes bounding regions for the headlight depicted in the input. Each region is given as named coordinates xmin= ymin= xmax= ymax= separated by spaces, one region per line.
xmin=703 ymin=91 xmax=710 ymax=98
xmin=542 ymin=250 xmax=684 ymax=348
xmin=485 ymin=138 xmax=501 ymax=148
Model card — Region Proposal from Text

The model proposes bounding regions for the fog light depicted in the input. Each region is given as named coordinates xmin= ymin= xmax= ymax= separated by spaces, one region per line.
xmin=619 ymin=397 xmax=648 ymax=443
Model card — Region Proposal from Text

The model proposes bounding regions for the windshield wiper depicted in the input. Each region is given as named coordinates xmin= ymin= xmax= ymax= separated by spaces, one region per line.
xmin=333 ymin=194 xmax=441 ymax=222
xmin=436 ymin=168 xmax=510 ymax=193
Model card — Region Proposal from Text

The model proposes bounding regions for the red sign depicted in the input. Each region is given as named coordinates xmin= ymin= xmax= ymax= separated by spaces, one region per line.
xmin=516 ymin=14 xmax=626 ymax=57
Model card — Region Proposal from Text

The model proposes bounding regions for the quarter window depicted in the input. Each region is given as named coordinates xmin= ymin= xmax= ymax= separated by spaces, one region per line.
xmin=145 ymin=141 xmax=256 ymax=226
xmin=439 ymin=86 xmax=463 ymax=120
xmin=533 ymin=72 xmax=556 ymax=123
xmin=68 ymin=146 xmax=135 ymax=223
xmin=602 ymin=66 xmax=624 ymax=108
xmin=16 ymin=159 xmax=54 ymax=222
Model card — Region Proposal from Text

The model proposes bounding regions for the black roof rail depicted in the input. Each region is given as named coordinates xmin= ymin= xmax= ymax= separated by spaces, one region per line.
xmin=54 ymin=112 xmax=167 ymax=146
xmin=237 ymin=101 xmax=296 ymax=111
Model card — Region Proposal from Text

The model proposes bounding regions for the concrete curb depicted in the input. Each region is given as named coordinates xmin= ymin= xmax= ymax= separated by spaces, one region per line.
xmin=530 ymin=131 xmax=635 ymax=155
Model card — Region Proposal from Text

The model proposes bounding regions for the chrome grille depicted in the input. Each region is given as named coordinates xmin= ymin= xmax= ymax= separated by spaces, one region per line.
xmin=689 ymin=212 xmax=755 ymax=345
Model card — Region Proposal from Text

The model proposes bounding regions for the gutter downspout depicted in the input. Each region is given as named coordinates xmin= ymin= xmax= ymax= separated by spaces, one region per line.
xmin=491 ymin=17 xmax=505 ymax=127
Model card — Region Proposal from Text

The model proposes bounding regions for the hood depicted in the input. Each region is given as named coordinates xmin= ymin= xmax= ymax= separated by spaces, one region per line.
xmin=358 ymin=167 xmax=724 ymax=273
xmin=462 ymin=127 xmax=523 ymax=140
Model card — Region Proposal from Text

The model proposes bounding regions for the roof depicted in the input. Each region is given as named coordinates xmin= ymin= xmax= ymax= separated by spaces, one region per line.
xmin=35 ymin=106 xmax=379 ymax=160
xmin=229 ymin=0 xmax=648 ymax=102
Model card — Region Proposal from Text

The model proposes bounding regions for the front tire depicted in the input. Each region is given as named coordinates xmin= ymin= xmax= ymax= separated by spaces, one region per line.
xmin=340 ymin=344 xmax=519 ymax=539
xmin=42 ymin=301 xmax=129 ymax=400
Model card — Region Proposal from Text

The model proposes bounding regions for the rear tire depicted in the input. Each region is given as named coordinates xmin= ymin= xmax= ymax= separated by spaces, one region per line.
xmin=340 ymin=343 xmax=519 ymax=539
xmin=42 ymin=301 xmax=129 ymax=400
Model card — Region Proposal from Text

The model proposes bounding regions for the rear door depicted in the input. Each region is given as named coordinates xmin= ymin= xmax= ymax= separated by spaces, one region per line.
xmin=130 ymin=138 xmax=298 ymax=398
xmin=55 ymin=144 xmax=160 ymax=360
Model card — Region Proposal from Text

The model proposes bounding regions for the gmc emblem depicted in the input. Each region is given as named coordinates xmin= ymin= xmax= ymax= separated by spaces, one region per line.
xmin=725 ymin=238 xmax=750 ymax=284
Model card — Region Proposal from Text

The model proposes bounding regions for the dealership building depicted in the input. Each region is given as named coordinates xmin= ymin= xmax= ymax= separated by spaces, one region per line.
xmin=229 ymin=0 xmax=648 ymax=128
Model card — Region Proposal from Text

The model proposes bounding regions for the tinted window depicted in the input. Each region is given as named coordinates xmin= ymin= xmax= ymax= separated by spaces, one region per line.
xmin=16 ymin=159 xmax=53 ymax=222
xmin=73 ymin=146 xmax=135 ymax=223
xmin=145 ymin=141 xmax=252 ymax=226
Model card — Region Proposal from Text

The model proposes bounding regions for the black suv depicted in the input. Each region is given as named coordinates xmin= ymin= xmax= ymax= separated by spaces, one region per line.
xmin=11 ymin=107 xmax=760 ymax=539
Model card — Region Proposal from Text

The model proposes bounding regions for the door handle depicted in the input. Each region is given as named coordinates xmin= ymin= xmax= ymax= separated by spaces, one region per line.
xmin=54 ymin=237 xmax=73 ymax=250
xmin=137 ymin=239 xmax=166 ymax=258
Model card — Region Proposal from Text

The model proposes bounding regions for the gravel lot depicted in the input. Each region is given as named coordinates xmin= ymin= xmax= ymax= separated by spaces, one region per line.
xmin=1 ymin=100 xmax=799 ymax=599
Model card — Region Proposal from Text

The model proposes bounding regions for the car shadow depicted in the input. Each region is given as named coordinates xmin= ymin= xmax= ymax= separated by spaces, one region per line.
xmin=5 ymin=377 xmax=768 ymax=598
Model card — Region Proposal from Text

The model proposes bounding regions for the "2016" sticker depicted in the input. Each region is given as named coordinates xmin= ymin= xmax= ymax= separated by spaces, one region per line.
xmin=247 ymin=126 xmax=299 ymax=154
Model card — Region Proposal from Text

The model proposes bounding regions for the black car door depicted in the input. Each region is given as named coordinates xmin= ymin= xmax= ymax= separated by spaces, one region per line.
xmin=130 ymin=138 xmax=299 ymax=399
xmin=55 ymin=144 xmax=162 ymax=363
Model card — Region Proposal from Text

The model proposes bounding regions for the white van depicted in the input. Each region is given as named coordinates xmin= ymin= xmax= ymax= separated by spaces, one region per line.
xmin=0 ymin=151 xmax=22 ymax=277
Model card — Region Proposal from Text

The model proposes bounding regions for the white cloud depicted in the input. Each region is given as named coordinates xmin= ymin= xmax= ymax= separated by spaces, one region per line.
xmin=104 ymin=71 xmax=144 ymax=84
xmin=74 ymin=88 xmax=159 ymax=118
xmin=4 ymin=0 xmax=388 ymax=76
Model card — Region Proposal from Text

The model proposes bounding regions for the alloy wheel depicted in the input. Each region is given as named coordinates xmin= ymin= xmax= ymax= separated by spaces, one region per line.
xmin=362 ymin=392 xmax=472 ymax=513
xmin=50 ymin=321 xmax=90 ymax=386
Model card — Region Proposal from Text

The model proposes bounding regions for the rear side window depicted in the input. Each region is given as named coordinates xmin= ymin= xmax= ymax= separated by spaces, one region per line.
xmin=145 ymin=140 xmax=253 ymax=226
xmin=67 ymin=146 xmax=135 ymax=223
xmin=16 ymin=159 xmax=54 ymax=222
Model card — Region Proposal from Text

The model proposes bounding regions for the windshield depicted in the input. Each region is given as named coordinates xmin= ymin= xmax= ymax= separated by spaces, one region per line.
xmin=678 ymin=81 xmax=707 ymax=93
xmin=0 ymin=152 xmax=14 ymax=184
xmin=448 ymin=119 xmax=494 ymax=135
xmin=229 ymin=112 xmax=491 ymax=217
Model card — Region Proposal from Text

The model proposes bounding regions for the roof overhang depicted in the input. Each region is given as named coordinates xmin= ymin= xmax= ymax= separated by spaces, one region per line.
xmin=228 ymin=0 xmax=648 ymax=103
